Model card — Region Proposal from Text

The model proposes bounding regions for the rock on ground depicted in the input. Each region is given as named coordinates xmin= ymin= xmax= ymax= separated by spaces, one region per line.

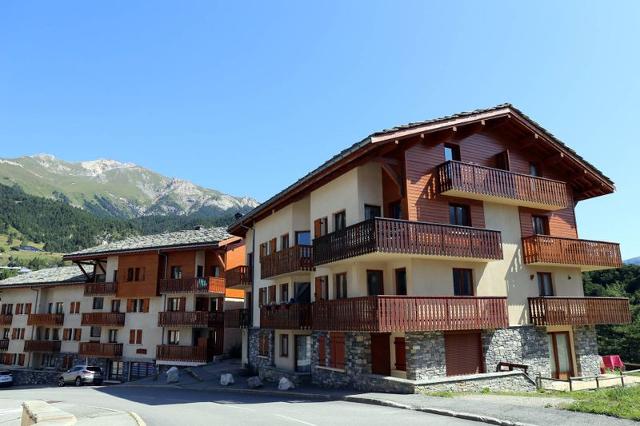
xmin=247 ymin=376 xmax=263 ymax=389
xmin=166 ymin=367 xmax=179 ymax=384
xmin=278 ymin=377 xmax=295 ymax=390
xmin=220 ymin=373 xmax=235 ymax=386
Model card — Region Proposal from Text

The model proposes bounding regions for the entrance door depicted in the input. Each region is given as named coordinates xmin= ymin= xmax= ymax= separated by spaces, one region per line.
xmin=444 ymin=332 xmax=483 ymax=376
xmin=549 ymin=332 xmax=574 ymax=379
xmin=294 ymin=335 xmax=311 ymax=372
xmin=371 ymin=333 xmax=391 ymax=376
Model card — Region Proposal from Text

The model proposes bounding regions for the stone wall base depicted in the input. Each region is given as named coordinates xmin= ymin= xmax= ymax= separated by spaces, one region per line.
xmin=259 ymin=365 xmax=311 ymax=386
xmin=415 ymin=372 xmax=536 ymax=393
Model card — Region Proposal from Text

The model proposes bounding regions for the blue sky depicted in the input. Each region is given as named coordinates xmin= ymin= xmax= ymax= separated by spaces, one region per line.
xmin=1 ymin=1 xmax=639 ymax=258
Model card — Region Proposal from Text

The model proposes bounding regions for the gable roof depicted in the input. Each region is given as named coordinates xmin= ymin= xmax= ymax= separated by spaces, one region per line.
xmin=229 ymin=103 xmax=614 ymax=235
xmin=0 ymin=266 xmax=86 ymax=288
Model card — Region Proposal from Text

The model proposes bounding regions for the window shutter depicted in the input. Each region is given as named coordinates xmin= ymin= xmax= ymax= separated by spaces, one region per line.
xmin=318 ymin=335 xmax=326 ymax=367
xmin=179 ymin=297 xmax=186 ymax=312
xmin=11 ymin=329 xmax=16 ymax=339
xmin=18 ymin=354 xmax=24 ymax=366
xmin=74 ymin=329 xmax=82 ymax=341
xmin=394 ymin=337 xmax=406 ymax=371
xmin=314 ymin=219 xmax=322 ymax=238
xmin=330 ymin=332 xmax=345 ymax=369
xmin=269 ymin=238 xmax=277 ymax=254
xmin=127 ymin=299 xmax=134 ymax=313
xmin=129 ymin=330 xmax=136 ymax=344
xmin=25 ymin=303 xmax=32 ymax=314
xmin=268 ymin=286 xmax=276 ymax=304
xmin=142 ymin=299 xmax=150 ymax=313
xmin=136 ymin=330 xmax=143 ymax=344
xmin=314 ymin=277 xmax=324 ymax=301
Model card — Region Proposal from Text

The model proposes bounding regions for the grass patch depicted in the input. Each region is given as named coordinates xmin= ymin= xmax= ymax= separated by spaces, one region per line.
xmin=422 ymin=390 xmax=455 ymax=398
xmin=565 ymin=386 xmax=640 ymax=421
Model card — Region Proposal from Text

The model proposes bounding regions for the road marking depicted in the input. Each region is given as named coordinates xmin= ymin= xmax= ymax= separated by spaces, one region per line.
xmin=274 ymin=414 xmax=317 ymax=426
xmin=214 ymin=403 xmax=255 ymax=412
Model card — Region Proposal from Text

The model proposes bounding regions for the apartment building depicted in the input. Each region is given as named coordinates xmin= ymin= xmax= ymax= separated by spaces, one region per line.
xmin=0 ymin=227 xmax=247 ymax=381
xmin=228 ymin=104 xmax=631 ymax=392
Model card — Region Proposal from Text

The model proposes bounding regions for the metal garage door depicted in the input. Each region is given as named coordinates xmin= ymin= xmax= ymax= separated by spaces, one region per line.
xmin=444 ymin=331 xmax=483 ymax=376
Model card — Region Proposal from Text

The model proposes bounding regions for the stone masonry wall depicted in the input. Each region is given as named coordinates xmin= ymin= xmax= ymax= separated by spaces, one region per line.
xmin=483 ymin=326 xmax=551 ymax=377
xmin=573 ymin=326 xmax=601 ymax=376
xmin=416 ymin=372 xmax=536 ymax=393
xmin=247 ymin=328 xmax=274 ymax=372
xmin=312 ymin=332 xmax=372 ymax=389
xmin=405 ymin=332 xmax=446 ymax=380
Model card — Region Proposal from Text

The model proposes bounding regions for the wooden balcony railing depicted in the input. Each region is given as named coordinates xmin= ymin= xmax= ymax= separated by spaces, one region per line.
xmin=437 ymin=160 xmax=571 ymax=210
xmin=225 ymin=265 xmax=252 ymax=288
xmin=158 ymin=311 xmax=224 ymax=328
xmin=0 ymin=339 xmax=8 ymax=350
xmin=156 ymin=345 xmax=207 ymax=363
xmin=159 ymin=276 xmax=225 ymax=294
xmin=260 ymin=303 xmax=312 ymax=329
xmin=79 ymin=342 xmax=123 ymax=358
xmin=260 ymin=245 xmax=314 ymax=279
xmin=0 ymin=315 xmax=12 ymax=326
xmin=23 ymin=340 xmax=61 ymax=352
xmin=313 ymin=217 xmax=502 ymax=266
xmin=27 ymin=313 xmax=64 ymax=326
xmin=522 ymin=235 xmax=622 ymax=269
xmin=224 ymin=308 xmax=250 ymax=328
xmin=528 ymin=297 xmax=631 ymax=326
xmin=84 ymin=281 xmax=118 ymax=296
xmin=81 ymin=312 xmax=125 ymax=327
xmin=313 ymin=296 xmax=509 ymax=332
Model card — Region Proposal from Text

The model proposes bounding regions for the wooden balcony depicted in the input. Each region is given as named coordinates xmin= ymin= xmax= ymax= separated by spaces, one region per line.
xmin=79 ymin=342 xmax=123 ymax=358
xmin=528 ymin=297 xmax=631 ymax=326
xmin=27 ymin=313 xmax=64 ymax=326
xmin=84 ymin=281 xmax=117 ymax=296
xmin=260 ymin=303 xmax=312 ymax=330
xmin=0 ymin=339 xmax=8 ymax=351
xmin=159 ymin=276 xmax=225 ymax=294
xmin=313 ymin=217 xmax=503 ymax=266
xmin=156 ymin=345 xmax=207 ymax=363
xmin=313 ymin=296 xmax=509 ymax=332
xmin=522 ymin=235 xmax=622 ymax=270
xmin=81 ymin=312 xmax=125 ymax=327
xmin=158 ymin=311 xmax=224 ymax=328
xmin=437 ymin=160 xmax=571 ymax=210
xmin=224 ymin=308 xmax=250 ymax=328
xmin=225 ymin=265 xmax=252 ymax=289
xmin=260 ymin=245 xmax=313 ymax=279
xmin=24 ymin=340 xmax=61 ymax=352
xmin=0 ymin=315 xmax=12 ymax=326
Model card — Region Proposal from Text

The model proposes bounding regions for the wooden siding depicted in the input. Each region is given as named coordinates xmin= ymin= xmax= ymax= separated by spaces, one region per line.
xmin=158 ymin=311 xmax=224 ymax=327
xmin=116 ymin=252 xmax=160 ymax=298
xmin=522 ymin=235 xmax=622 ymax=268
xmin=225 ymin=265 xmax=252 ymax=288
xmin=519 ymin=207 xmax=578 ymax=239
xmin=156 ymin=345 xmax=207 ymax=363
xmin=224 ymin=308 xmax=250 ymax=328
xmin=158 ymin=276 xmax=225 ymax=294
xmin=0 ymin=315 xmax=12 ymax=326
xmin=528 ymin=297 xmax=631 ymax=326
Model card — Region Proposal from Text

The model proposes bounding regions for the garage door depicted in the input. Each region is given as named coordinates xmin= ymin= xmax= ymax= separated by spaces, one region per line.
xmin=444 ymin=332 xmax=483 ymax=376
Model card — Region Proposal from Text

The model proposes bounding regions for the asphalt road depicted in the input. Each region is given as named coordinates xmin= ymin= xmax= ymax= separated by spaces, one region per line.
xmin=0 ymin=385 xmax=479 ymax=425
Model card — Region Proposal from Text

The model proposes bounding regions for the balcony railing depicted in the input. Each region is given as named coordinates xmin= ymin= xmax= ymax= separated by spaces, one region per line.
xmin=522 ymin=235 xmax=622 ymax=269
xmin=156 ymin=345 xmax=207 ymax=363
xmin=84 ymin=281 xmax=118 ymax=296
xmin=158 ymin=311 xmax=224 ymax=328
xmin=24 ymin=340 xmax=61 ymax=352
xmin=260 ymin=303 xmax=312 ymax=330
xmin=313 ymin=296 xmax=509 ymax=332
xmin=0 ymin=315 xmax=12 ymax=326
xmin=81 ymin=312 xmax=126 ymax=327
xmin=528 ymin=297 xmax=631 ymax=326
xmin=260 ymin=245 xmax=314 ymax=279
xmin=79 ymin=342 xmax=123 ymax=358
xmin=224 ymin=308 xmax=250 ymax=328
xmin=313 ymin=217 xmax=503 ymax=266
xmin=225 ymin=265 xmax=252 ymax=288
xmin=159 ymin=276 xmax=225 ymax=294
xmin=437 ymin=160 xmax=571 ymax=210
xmin=27 ymin=313 xmax=64 ymax=326
xmin=0 ymin=339 xmax=8 ymax=350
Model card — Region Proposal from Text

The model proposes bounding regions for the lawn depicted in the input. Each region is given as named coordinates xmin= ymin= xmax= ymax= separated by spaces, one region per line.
xmin=566 ymin=385 xmax=640 ymax=421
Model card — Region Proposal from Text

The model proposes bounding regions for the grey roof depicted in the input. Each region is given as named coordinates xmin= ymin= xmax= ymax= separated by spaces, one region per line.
xmin=64 ymin=227 xmax=232 ymax=259
xmin=0 ymin=266 xmax=86 ymax=287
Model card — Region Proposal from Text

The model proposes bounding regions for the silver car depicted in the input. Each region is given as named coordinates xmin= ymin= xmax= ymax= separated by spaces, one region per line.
xmin=0 ymin=370 xmax=13 ymax=388
xmin=58 ymin=365 xmax=103 ymax=387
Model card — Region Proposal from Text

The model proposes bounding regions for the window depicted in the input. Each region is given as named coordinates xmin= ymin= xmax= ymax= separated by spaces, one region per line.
xmin=134 ymin=267 xmax=145 ymax=281
xmin=196 ymin=265 xmax=204 ymax=278
xmin=395 ymin=268 xmax=407 ymax=295
xmin=258 ymin=288 xmax=267 ymax=307
xmin=168 ymin=330 xmax=180 ymax=345
xmin=529 ymin=162 xmax=540 ymax=177
xmin=52 ymin=328 xmax=60 ymax=340
xmin=364 ymin=204 xmax=381 ymax=220
xmin=211 ymin=265 xmax=221 ymax=277
xmin=258 ymin=334 xmax=269 ymax=357
xmin=329 ymin=332 xmax=345 ymax=370
xmin=314 ymin=217 xmax=328 ymax=238
xmin=532 ymin=215 xmax=549 ymax=235
xmin=129 ymin=329 xmax=143 ymax=345
xmin=170 ymin=266 xmax=182 ymax=279
xmin=280 ymin=334 xmax=289 ymax=357
xmin=259 ymin=242 xmax=268 ymax=258
xmin=25 ymin=303 xmax=31 ymax=314
xmin=111 ymin=299 xmax=121 ymax=313
xmin=63 ymin=328 xmax=71 ymax=341
xmin=70 ymin=301 xmax=80 ymax=314
xmin=55 ymin=302 xmax=64 ymax=314
xmin=90 ymin=326 xmax=101 ymax=338
xmin=335 ymin=273 xmax=347 ymax=299
xmin=167 ymin=297 xmax=184 ymax=312
xmin=108 ymin=329 xmax=118 ymax=343
xmin=127 ymin=298 xmax=149 ymax=313
xmin=113 ymin=269 xmax=118 ymax=282
xmin=389 ymin=201 xmax=402 ymax=220
xmin=281 ymin=234 xmax=290 ymax=250
xmin=93 ymin=297 xmax=104 ymax=310
xmin=127 ymin=268 xmax=134 ymax=282
xmin=280 ymin=284 xmax=289 ymax=303
xmin=268 ymin=285 xmax=277 ymax=304
xmin=47 ymin=303 xmax=53 ymax=314
xmin=2 ymin=329 xmax=8 ymax=339
xmin=367 ymin=270 xmax=384 ymax=296
xmin=0 ymin=304 xmax=12 ymax=315
xmin=269 ymin=238 xmax=277 ymax=254
xmin=314 ymin=276 xmax=328 ymax=301
xmin=333 ymin=211 xmax=346 ymax=232
xmin=295 ymin=231 xmax=311 ymax=245
xmin=538 ymin=273 xmax=554 ymax=296
xmin=453 ymin=268 xmax=474 ymax=296
xmin=444 ymin=144 xmax=461 ymax=161
xmin=294 ymin=282 xmax=311 ymax=304
xmin=73 ymin=329 xmax=82 ymax=341
xmin=449 ymin=203 xmax=471 ymax=226
xmin=15 ymin=304 xmax=23 ymax=315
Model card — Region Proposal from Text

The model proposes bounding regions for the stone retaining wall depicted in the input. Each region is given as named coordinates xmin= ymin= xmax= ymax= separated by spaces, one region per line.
xmin=10 ymin=369 xmax=61 ymax=386
xmin=248 ymin=328 xmax=274 ymax=373
xmin=259 ymin=365 xmax=311 ymax=385
xmin=415 ymin=371 xmax=536 ymax=393
xmin=483 ymin=326 xmax=551 ymax=377
xmin=574 ymin=326 xmax=600 ymax=376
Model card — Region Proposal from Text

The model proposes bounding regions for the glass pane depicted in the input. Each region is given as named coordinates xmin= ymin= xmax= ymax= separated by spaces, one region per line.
xmin=548 ymin=334 xmax=557 ymax=375
xmin=295 ymin=336 xmax=311 ymax=372
xmin=296 ymin=231 xmax=311 ymax=245
xmin=555 ymin=334 xmax=571 ymax=375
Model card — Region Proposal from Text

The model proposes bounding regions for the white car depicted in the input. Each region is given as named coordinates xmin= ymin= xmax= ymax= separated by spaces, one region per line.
xmin=58 ymin=365 xmax=103 ymax=387
xmin=0 ymin=370 xmax=13 ymax=388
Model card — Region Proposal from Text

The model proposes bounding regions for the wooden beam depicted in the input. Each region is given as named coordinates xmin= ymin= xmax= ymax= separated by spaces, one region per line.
xmin=215 ymin=252 xmax=226 ymax=270
xmin=75 ymin=262 xmax=92 ymax=281
xmin=381 ymin=163 xmax=405 ymax=197
xmin=372 ymin=157 xmax=400 ymax=167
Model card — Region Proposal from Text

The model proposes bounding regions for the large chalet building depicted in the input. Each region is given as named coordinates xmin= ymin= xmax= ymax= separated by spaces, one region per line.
xmin=228 ymin=104 xmax=631 ymax=392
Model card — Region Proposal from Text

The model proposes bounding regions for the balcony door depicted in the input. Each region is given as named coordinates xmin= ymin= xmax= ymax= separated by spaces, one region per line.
xmin=549 ymin=332 xmax=574 ymax=379
xmin=294 ymin=282 xmax=311 ymax=304
xmin=367 ymin=270 xmax=384 ymax=296
xmin=294 ymin=335 xmax=311 ymax=373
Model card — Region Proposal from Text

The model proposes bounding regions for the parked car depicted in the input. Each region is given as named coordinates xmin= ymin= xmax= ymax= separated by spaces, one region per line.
xmin=58 ymin=365 xmax=103 ymax=387
xmin=0 ymin=370 xmax=13 ymax=388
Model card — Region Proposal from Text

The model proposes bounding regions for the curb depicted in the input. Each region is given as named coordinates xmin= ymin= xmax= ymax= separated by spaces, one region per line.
xmin=128 ymin=411 xmax=146 ymax=426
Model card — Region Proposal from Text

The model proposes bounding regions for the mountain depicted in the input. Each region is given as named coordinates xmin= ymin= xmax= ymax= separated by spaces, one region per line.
xmin=0 ymin=154 xmax=258 ymax=218
xmin=625 ymin=257 xmax=640 ymax=265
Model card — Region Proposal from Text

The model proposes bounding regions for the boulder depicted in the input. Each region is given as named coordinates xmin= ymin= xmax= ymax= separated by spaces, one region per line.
xmin=247 ymin=376 xmax=263 ymax=389
xmin=166 ymin=367 xmax=179 ymax=384
xmin=277 ymin=377 xmax=295 ymax=390
xmin=220 ymin=373 xmax=235 ymax=386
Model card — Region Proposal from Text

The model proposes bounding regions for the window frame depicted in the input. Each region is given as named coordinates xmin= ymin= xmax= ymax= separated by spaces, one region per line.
xmin=333 ymin=210 xmax=346 ymax=232
xmin=444 ymin=143 xmax=461 ymax=162
xmin=449 ymin=203 xmax=471 ymax=227
xmin=537 ymin=272 xmax=554 ymax=296
xmin=452 ymin=268 xmax=474 ymax=296
xmin=335 ymin=273 xmax=348 ymax=299
xmin=280 ymin=334 xmax=289 ymax=357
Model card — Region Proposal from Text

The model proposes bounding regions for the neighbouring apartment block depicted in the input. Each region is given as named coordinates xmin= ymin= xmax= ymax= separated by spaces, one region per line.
xmin=228 ymin=104 xmax=631 ymax=392
xmin=0 ymin=227 xmax=249 ymax=382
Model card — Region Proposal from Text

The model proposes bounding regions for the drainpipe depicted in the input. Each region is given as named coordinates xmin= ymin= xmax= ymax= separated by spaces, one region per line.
xmin=159 ymin=252 xmax=168 ymax=345
xmin=29 ymin=288 xmax=40 ymax=368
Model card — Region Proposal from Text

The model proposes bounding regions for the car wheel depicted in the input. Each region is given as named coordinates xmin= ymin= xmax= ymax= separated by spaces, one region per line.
xmin=74 ymin=377 xmax=82 ymax=387
xmin=58 ymin=378 xmax=65 ymax=387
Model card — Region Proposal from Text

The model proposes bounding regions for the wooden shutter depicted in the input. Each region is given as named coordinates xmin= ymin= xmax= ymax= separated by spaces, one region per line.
xmin=127 ymin=299 xmax=134 ymax=313
xmin=259 ymin=288 xmax=266 ymax=307
xmin=318 ymin=335 xmax=326 ymax=367
xmin=129 ymin=330 xmax=136 ymax=344
xmin=179 ymin=297 xmax=186 ymax=312
xmin=314 ymin=219 xmax=322 ymax=238
xmin=394 ymin=337 xmax=406 ymax=371
xmin=63 ymin=329 xmax=70 ymax=341
xmin=444 ymin=332 xmax=483 ymax=376
xmin=141 ymin=299 xmax=149 ymax=312
xmin=25 ymin=303 xmax=32 ymax=314
xmin=269 ymin=238 xmax=277 ymax=254
xmin=268 ymin=285 xmax=276 ymax=303
xmin=330 ymin=332 xmax=345 ymax=369
xmin=18 ymin=354 xmax=24 ymax=366
xmin=11 ymin=329 xmax=16 ymax=339
xmin=136 ymin=330 xmax=143 ymax=344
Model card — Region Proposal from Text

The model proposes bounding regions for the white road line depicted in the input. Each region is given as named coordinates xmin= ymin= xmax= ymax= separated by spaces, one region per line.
xmin=214 ymin=403 xmax=255 ymax=412
xmin=274 ymin=413 xmax=317 ymax=426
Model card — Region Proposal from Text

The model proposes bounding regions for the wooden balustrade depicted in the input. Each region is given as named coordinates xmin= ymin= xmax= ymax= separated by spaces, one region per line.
xmin=260 ymin=245 xmax=314 ymax=279
xmin=312 ymin=296 xmax=509 ymax=332
xmin=159 ymin=276 xmax=225 ymax=294
xmin=158 ymin=311 xmax=224 ymax=328
xmin=313 ymin=217 xmax=503 ymax=266
xmin=528 ymin=297 xmax=631 ymax=326
xmin=79 ymin=342 xmax=123 ymax=358
xmin=23 ymin=340 xmax=61 ymax=352
xmin=27 ymin=313 xmax=64 ymax=326
xmin=437 ymin=160 xmax=571 ymax=210
xmin=522 ymin=235 xmax=622 ymax=269
xmin=225 ymin=265 xmax=252 ymax=288
xmin=0 ymin=339 xmax=8 ymax=350
xmin=260 ymin=303 xmax=312 ymax=329
xmin=84 ymin=281 xmax=118 ymax=296
xmin=81 ymin=312 xmax=125 ymax=326
xmin=0 ymin=315 xmax=12 ymax=326
xmin=156 ymin=345 xmax=207 ymax=363
xmin=224 ymin=308 xmax=250 ymax=328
